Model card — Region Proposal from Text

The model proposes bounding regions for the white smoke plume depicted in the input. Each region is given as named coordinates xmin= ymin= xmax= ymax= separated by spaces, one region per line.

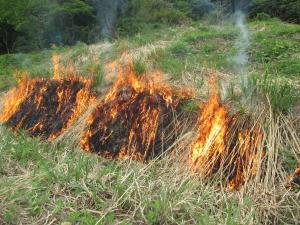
xmin=222 ymin=8 xmax=252 ymax=99
xmin=232 ymin=10 xmax=250 ymax=75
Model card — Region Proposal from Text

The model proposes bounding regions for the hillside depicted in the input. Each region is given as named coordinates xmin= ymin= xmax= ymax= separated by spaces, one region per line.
xmin=0 ymin=18 xmax=300 ymax=225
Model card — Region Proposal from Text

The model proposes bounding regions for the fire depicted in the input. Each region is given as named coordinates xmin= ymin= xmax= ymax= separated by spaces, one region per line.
xmin=226 ymin=125 xmax=264 ymax=190
xmin=191 ymin=93 xmax=263 ymax=189
xmin=288 ymin=166 xmax=300 ymax=188
xmin=52 ymin=53 xmax=60 ymax=80
xmin=191 ymin=94 xmax=229 ymax=176
xmin=0 ymin=54 xmax=94 ymax=140
xmin=81 ymin=62 xmax=191 ymax=161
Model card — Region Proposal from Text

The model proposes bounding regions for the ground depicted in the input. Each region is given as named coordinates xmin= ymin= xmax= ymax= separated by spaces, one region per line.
xmin=0 ymin=18 xmax=299 ymax=225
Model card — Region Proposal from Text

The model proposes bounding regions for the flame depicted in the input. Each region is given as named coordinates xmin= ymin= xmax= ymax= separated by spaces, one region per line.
xmin=288 ymin=166 xmax=300 ymax=188
xmin=227 ymin=126 xmax=264 ymax=190
xmin=191 ymin=94 xmax=228 ymax=176
xmin=52 ymin=53 xmax=60 ymax=80
xmin=295 ymin=167 xmax=300 ymax=177
xmin=81 ymin=62 xmax=191 ymax=161
xmin=0 ymin=54 xmax=94 ymax=140
xmin=191 ymin=93 xmax=263 ymax=189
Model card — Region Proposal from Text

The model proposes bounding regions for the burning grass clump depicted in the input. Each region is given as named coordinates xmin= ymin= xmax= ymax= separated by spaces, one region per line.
xmin=81 ymin=63 xmax=192 ymax=161
xmin=0 ymin=55 xmax=94 ymax=140
xmin=191 ymin=94 xmax=264 ymax=190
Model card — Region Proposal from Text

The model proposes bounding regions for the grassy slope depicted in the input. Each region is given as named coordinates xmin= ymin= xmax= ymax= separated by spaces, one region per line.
xmin=0 ymin=19 xmax=299 ymax=224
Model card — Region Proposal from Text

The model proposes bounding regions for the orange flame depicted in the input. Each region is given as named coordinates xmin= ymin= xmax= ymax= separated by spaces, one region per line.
xmin=227 ymin=126 xmax=264 ymax=190
xmin=288 ymin=166 xmax=300 ymax=188
xmin=52 ymin=53 xmax=60 ymax=80
xmin=191 ymin=94 xmax=228 ymax=176
xmin=81 ymin=61 xmax=192 ymax=160
xmin=0 ymin=53 xmax=94 ymax=140
xmin=191 ymin=93 xmax=263 ymax=189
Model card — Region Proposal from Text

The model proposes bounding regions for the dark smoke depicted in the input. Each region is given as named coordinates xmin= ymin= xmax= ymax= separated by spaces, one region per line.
xmin=93 ymin=0 xmax=127 ymax=39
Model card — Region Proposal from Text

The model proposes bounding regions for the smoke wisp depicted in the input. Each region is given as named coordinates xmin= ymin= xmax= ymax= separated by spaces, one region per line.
xmin=231 ymin=10 xmax=251 ymax=75
xmin=93 ymin=0 xmax=127 ymax=39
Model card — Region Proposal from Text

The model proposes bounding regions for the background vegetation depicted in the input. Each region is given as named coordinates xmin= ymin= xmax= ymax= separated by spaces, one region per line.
xmin=0 ymin=0 xmax=299 ymax=224
xmin=1 ymin=0 xmax=299 ymax=54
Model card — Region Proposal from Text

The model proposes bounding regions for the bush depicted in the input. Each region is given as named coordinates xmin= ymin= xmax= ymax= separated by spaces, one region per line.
xmin=188 ymin=0 xmax=215 ymax=20
xmin=117 ymin=0 xmax=189 ymax=37
xmin=250 ymin=0 xmax=300 ymax=24
xmin=255 ymin=12 xmax=271 ymax=21
xmin=0 ymin=0 xmax=97 ymax=54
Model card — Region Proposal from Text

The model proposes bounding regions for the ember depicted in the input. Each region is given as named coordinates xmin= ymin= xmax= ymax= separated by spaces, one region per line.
xmin=0 ymin=55 xmax=94 ymax=140
xmin=289 ymin=167 xmax=300 ymax=188
xmin=81 ymin=63 xmax=191 ymax=161
xmin=191 ymin=94 xmax=264 ymax=189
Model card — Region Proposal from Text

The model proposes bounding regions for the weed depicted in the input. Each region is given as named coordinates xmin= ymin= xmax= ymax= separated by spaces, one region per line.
xmin=3 ymin=206 xmax=19 ymax=224
xmin=144 ymin=199 xmax=162 ymax=224
xmin=253 ymin=74 xmax=299 ymax=113
xmin=152 ymin=48 xmax=185 ymax=79
xmin=0 ymin=19 xmax=300 ymax=225
xmin=133 ymin=59 xmax=146 ymax=75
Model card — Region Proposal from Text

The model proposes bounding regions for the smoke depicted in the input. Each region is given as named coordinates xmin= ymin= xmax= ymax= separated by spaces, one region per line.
xmin=228 ymin=0 xmax=252 ymax=74
xmin=93 ymin=0 xmax=127 ymax=39
xmin=231 ymin=11 xmax=250 ymax=74
xmin=223 ymin=3 xmax=252 ymax=99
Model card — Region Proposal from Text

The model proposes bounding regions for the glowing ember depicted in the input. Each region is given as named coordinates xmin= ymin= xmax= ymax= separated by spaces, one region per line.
xmin=81 ymin=62 xmax=191 ymax=161
xmin=0 ymin=55 xmax=94 ymax=140
xmin=226 ymin=125 xmax=264 ymax=190
xmin=191 ymin=94 xmax=263 ymax=189
xmin=288 ymin=167 xmax=300 ymax=188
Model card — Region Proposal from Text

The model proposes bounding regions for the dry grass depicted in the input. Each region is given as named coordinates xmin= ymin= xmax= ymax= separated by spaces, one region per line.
xmin=0 ymin=31 xmax=299 ymax=225
xmin=179 ymin=66 xmax=237 ymax=100
xmin=122 ymin=41 xmax=171 ymax=61
xmin=1 ymin=93 xmax=299 ymax=224
xmin=0 ymin=92 xmax=4 ymax=113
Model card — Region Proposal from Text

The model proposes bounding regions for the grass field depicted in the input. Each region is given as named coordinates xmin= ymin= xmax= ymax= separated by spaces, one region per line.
xmin=0 ymin=18 xmax=299 ymax=225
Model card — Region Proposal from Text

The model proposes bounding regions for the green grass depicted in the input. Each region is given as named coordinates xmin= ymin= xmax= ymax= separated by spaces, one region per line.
xmin=0 ymin=42 xmax=111 ymax=92
xmin=252 ymin=73 xmax=300 ymax=113
xmin=250 ymin=19 xmax=300 ymax=77
xmin=0 ymin=18 xmax=300 ymax=224
xmin=1 ymin=19 xmax=298 ymax=90
xmin=0 ymin=127 xmax=259 ymax=225
xmin=149 ymin=24 xmax=235 ymax=78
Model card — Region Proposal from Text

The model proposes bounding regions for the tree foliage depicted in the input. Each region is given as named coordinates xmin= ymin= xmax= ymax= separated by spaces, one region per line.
xmin=0 ymin=0 xmax=299 ymax=54
xmin=0 ymin=0 xmax=97 ymax=53
xmin=250 ymin=0 xmax=300 ymax=24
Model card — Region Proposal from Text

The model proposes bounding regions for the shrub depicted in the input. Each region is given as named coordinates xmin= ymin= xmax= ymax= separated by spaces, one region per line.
xmin=117 ymin=0 xmax=189 ymax=37
xmin=188 ymin=0 xmax=215 ymax=20
xmin=255 ymin=12 xmax=271 ymax=21
xmin=250 ymin=0 xmax=300 ymax=24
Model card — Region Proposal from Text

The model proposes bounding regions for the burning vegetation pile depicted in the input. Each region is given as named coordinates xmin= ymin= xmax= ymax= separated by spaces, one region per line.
xmin=191 ymin=94 xmax=264 ymax=190
xmin=1 ymin=54 xmax=297 ymax=193
xmin=0 ymin=56 xmax=94 ymax=140
xmin=81 ymin=63 xmax=192 ymax=161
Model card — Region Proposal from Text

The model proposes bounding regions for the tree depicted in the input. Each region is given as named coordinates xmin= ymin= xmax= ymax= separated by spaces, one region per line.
xmin=0 ymin=0 xmax=98 ymax=53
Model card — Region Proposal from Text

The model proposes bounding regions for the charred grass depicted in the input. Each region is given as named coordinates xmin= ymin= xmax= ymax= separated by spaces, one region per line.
xmin=0 ymin=19 xmax=300 ymax=225
xmin=0 ymin=108 xmax=299 ymax=225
